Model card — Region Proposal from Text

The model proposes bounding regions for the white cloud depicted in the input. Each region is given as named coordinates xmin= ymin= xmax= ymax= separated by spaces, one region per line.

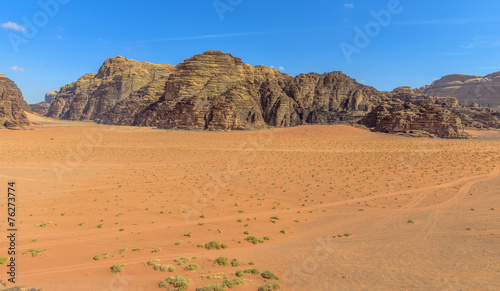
xmin=1 ymin=21 xmax=26 ymax=32
xmin=360 ymin=80 xmax=366 ymax=83
xmin=11 ymin=66 xmax=25 ymax=72
xmin=56 ymin=34 xmax=63 ymax=39
xmin=270 ymin=65 xmax=275 ymax=69
xmin=461 ymin=35 xmax=500 ymax=50
xmin=278 ymin=66 xmax=285 ymax=71
xmin=396 ymin=17 xmax=500 ymax=26
xmin=344 ymin=3 xmax=354 ymax=8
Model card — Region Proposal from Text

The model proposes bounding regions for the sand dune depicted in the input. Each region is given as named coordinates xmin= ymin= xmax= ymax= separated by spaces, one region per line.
xmin=0 ymin=119 xmax=499 ymax=290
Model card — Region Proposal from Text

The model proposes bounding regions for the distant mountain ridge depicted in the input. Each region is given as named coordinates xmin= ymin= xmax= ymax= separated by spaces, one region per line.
xmin=44 ymin=51 xmax=500 ymax=138
xmin=394 ymin=72 xmax=500 ymax=110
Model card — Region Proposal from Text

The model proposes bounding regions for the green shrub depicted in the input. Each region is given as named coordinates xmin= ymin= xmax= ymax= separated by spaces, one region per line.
xmin=159 ymin=275 xmax=191 ymax=290
xmin=231 ymin=259 xmax=241 ymax=267
xmin=407 ymin=220 xmax=415 ymax=224
xmin=343 ymin=233 xmax=352 ymax=237
xmin=221 ymin=243 xmax=228 ymax=249
xmin=222 ymin=278 xmax=245 ymax=288
xmin=184 ymin=263 xmax=199 ymax=271
xmin=243 ymin=268 xmax=260 ymax=275
xmin=261 ymin=270 xmax=279 ymax=280
xmin=205 ymin=241 xmax=222 ymax=250
xmin=175 ymin=240 xmax=182 ymax=245
xmin=0 ymin=257 xmax=9 ymax=265
xmin=258 ymin=282 xmax=281 ymax=291
xmin=152 ymin=248 xmax=162 ymax=253
xmin=214 ymin=257 xmax=228 ymax=266
xmin=245 ymin=236 xmax=261 ymax=245
xmin=111 ymin=264 xmax=123 ymax=274
xmin=196 ymin=284 xmax=225 ymax=291
xmin=93 ymin=255 xmax=101 ymax=261
xmin=148 ymin=259 xmax=160 ymax=266
xmin=235 ymin=270 xmax=244 ymax=277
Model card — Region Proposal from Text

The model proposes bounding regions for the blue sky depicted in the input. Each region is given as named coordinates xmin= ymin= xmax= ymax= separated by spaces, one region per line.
xmin=1 ymin=0 xmax=500 ymax=104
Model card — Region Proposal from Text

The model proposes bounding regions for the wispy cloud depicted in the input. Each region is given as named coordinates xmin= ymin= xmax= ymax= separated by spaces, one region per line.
xmin=461 ymin=35 xmax=500 ymax=49
xmin=123 ymin=28 xmax=335 ymax=44
xmin=11 ymin=66 xmax=25 ymax=72
xmin=56 ymin=34 xmax=63 ymax=39
xmin=395 ymin=17 xmax=500 ymax=26
xmin=344 ymin=3 xmax=354 ymax=8
xmin=1 ymin=21 xmax=26 ymax=32
xmin=479 ymin=66 xmax=500 ymax=70
xmin=278 ymin=66 xmax=285 ymax=71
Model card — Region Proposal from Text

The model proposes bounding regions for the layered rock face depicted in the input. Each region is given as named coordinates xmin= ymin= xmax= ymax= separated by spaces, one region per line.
xmin=45 ymin=90 xmax=59 ymax=104
xmin=47 ymin=56 xmax=175 ymax=121
xmin=394 ymin=72 xmax=500 ymax=110
xmin=360 ymin=99 xmax=470 ymax=139
xmin=389 ymin=92 xmax=500 ymax=129
xmin=46 ymin=51 xmax=498 ymax=138
xmin=30 ymin=101 xmax=51 ymax=115
xmin=0 ymin=74 xmax=30 ymax=129
xmin=134 ymin=51 xmax=385 ymax=130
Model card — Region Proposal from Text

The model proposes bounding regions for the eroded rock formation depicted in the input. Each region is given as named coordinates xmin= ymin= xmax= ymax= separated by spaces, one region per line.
xmin=0 ymin=74 xmax=30 ymax=129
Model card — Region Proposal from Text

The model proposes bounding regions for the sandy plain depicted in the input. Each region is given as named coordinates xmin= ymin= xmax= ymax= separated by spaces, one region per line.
xmin=0 ymin=113 xmax=499 ymax=290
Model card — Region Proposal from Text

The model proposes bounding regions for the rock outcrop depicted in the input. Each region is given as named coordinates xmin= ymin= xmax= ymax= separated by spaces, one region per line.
xmin=30 ymin=101 xmax=51 ymax=115
xmin=47 ymin=56 xmax=175 ymax=121
xmin=46 ymin=51 xmax=498 ymax=138
xmin=0 ymin=74 xmax=30 ymax=129
xmin=134 ymin=51 xmax=385 ymax=130
xmin=360 ymin=99 xmax=470 ymax=139
xmin=394 ymin=72 xmax=500 ymax=110
xmin=388 ymin=92 xmax=500 ymax=129
xmin=45 ymin=90 xmax=59 ymax=104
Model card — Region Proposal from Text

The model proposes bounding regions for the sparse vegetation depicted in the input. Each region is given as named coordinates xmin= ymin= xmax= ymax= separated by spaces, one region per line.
xmin=214 ymin=257 xmax=228 ymax=266
xmin=261 ymin=270 xmax=279 ymax=280
xmin=159 ymin=275 xmax=191 ymax=290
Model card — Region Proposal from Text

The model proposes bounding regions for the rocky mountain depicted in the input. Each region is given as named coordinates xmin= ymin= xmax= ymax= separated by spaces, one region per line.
xmin=45 ymin=51 xmax=499 ymax=138
xmin=0 ymin=74 xmax=30 ymax=129
xmin=134 ymin=51 xmax=385 ymax=130
xmin=30 ymin=101 xmax=51 ymax=115
xmin=360 ymin=99 xmax=470 ymax=139
xmin=394 ymin=72 xmax=500 ymax=110
xmin=45 ymin=90 xmax=59 ymax=104
xmin=47 ymin=56 xmax=175 ymax=121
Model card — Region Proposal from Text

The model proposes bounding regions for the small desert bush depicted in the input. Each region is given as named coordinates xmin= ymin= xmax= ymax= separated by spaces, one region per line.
xmin=231 ymin=259 xmax=241 ymax=267
xmin=159 ymin=275 xmax=191 ymax=290
xmin=214 ymin=257 xmax=228 ymax=266
xmin=261 ymin=270 xmax=279 ymax=280
xmin=184 ymin=263 xmax=199 ymax=271
xmin=111 ymin=264 xmax=124 ymax=274
xmin=258 ymin=282 xmax=281 ymax=291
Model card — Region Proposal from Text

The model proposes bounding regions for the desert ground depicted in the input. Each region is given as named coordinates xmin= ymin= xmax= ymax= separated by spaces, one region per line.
xmin=0 ymin=113 xmax=499 ymax=290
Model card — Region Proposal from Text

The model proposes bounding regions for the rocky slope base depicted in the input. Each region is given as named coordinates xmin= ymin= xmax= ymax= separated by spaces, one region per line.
xmin=0 ymin=74 xmax=30 ymax=129
xmin=45 ymin=51 xmax=499 ymax=138
xmin=30 ymin=101 xmax=51 ymax=115
xmin=360 ymin=99 xmax=470 ymax=139
xmin=394 ymin=72 xmax=500 ymax=110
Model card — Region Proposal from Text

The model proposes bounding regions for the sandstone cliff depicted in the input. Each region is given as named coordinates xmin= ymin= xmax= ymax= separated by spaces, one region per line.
xmin=0 ymin=74 xmax=30 ymax=129
xmin=134 ymin=51 xmax=385 ymax=130
xmin=46 ymin=51 xmax=498 ymax=138
xmin=45 ymin=90 xmax=59 ymax=104
xmin=394 ymin=72 xmax=500 ymax=110
xmin=360 ymin=99 xmax=470 ymax=139
xmin=30 ymin=101 xmax=51 ymax=115
xmin=47 ymin=56 xmax=175 ymax=121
